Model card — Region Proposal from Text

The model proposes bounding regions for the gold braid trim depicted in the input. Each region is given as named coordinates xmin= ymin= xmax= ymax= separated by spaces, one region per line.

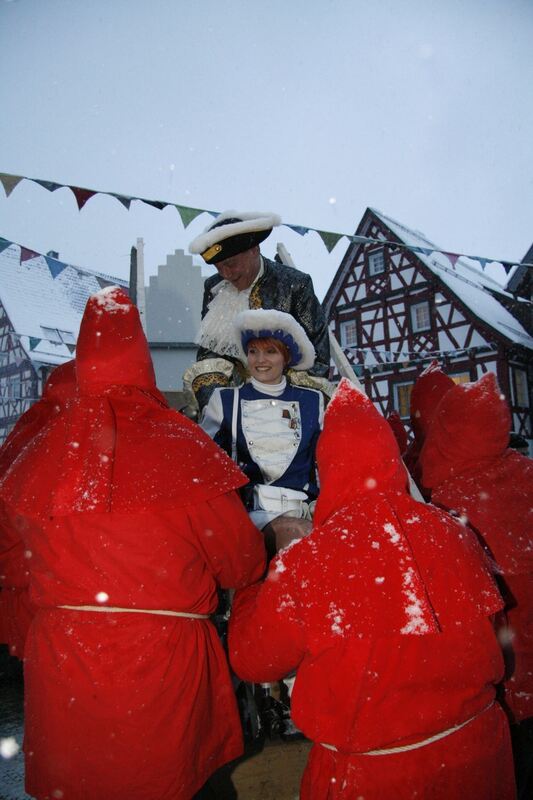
xmin=192 ymin=372 xmax=231 ymax=392
xmin=287 ymin=369 xmax=336 ymax=402
xmin=249 ymin=282 xmax=263 ymax=309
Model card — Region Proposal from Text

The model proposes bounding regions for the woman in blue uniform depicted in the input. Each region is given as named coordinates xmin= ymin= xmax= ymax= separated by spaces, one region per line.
xmin=201 ymin=309 xmax=324 ymax=539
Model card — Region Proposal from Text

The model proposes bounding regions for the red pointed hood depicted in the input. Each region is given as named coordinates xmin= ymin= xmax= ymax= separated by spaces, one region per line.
xmin=273 ymin=379 xmax=503 ymax=644
xmin=0 ymin=291 xmax=247 ymax=518
xmin=76 ymin=286 xmax=157 ymax=396
xmin=314 ymin=379 xmax=407 ymax=526
xmin=0 ymin=360 xmax=76 ymax=475
xmin=420 ymin=372 xmax=511 ymax=490
xmin=386 ymin=411 xmax=408 ymax=456
xmin=410 ymin=360 xmax=455 ymax=442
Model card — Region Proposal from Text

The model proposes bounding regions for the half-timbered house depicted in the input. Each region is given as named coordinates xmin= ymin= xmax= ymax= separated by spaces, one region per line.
xmin=0 ymin=244 xmax=127 ymax=443
xmin=324 ymin=208 xmax=533 ymax=443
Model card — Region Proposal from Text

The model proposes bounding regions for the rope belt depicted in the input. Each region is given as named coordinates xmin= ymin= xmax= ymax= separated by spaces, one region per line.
xmin=58 ymin=604 xmax=210 ymax=619
xmin=321 ymin=702 xmax=493 ymax=757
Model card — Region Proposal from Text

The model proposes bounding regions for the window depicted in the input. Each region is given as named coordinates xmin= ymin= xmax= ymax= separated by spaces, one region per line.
xmin=339 ymin=319 xmax=357 ymax=348
xmin=514 ymin=369 xmax=530 ymax=407
xmin=394 ymin=382 xmax=414 ymax=419
xmin=410 ymin=301 xmax=431 ymax=333
xmin=450 ymin=372 xmax=471 ymax=385
xmin=8 ymin=375 xmax=21 ymax=400
xmin=368 ymin=249 xmax=385 ymax=276
xmin=41 ymin=327 xmax=76 ymax=344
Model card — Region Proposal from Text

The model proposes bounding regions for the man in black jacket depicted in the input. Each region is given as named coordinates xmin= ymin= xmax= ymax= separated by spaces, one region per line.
xmin=185 ymin=210 xmax=331 ymax=411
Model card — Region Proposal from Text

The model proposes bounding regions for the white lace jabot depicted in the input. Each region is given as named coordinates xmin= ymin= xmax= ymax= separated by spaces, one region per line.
xmin=196 ymin=260 xmax=264 ymax=360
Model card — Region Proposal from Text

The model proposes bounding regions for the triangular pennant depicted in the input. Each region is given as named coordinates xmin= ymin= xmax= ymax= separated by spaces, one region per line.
xmin=110 ymin=193 xmax=132 ymax=209
xmin=34 ymin=179 xmax=62 ymax=192
xmin=66 ymin=344 xmax=76 ymax=354
xmin=444 ymin=251 xmax=460 ymax=268
xmin=501 ymin=261 xmax=517 ymax=275
xmin=141 ymin=199 xmax=167 ymax=211
xmin=0 ymin=238 xmax=12 ymax=254
xmin=29 ymin=337 xmax=41 ymax=351
xmin=20 ymin=247 xmax=39 ymax=263
xmin=176 ymin=205 xmax=205 ymax=227
xmin=0 ymin=173 xmax=24 ymax=197
xmin=45 ymin=256 xmax=67 ymax=278
xmin=317 ymin=230 xmax=344 ymax=252
xmin=69 ymin=186 xmax=96 ymax=210
xmin=287 ymin=224 xmax=309 ymax=236
xmin=476 ymin=257 xmax=489 ymax=271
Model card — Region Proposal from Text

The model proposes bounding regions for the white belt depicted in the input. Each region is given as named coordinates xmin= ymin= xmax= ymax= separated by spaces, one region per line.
xmin=58 ymin=604 xmax=210 ymax=619
xmin=253 ymin=484 xmax=309 ymax=514
xmin=321 ymin=702 xmax=493 ymax=756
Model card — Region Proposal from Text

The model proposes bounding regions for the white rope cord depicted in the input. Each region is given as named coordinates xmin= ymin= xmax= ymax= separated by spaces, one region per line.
xmin=58 ymin=604 xmax=210 ymax=619
xmin=320 ymin=702 xmax=493 ymax=756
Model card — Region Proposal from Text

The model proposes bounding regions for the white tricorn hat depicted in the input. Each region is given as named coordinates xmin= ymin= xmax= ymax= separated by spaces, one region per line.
xmin=234 ymin=309 xmax=315 ymax=371
xmin=188 ymin=210 xmax=281 ymax=264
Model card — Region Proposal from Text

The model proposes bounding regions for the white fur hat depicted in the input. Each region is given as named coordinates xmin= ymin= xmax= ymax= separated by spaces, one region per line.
xmin=234 ymin=309 xmax=315 ymax=371
xmin=188 ymin=210 xmax=281 ymax=263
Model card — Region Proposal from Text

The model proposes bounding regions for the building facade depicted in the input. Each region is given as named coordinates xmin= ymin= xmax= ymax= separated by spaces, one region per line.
xmin=323 ymin=209 xmax=533 ymax=441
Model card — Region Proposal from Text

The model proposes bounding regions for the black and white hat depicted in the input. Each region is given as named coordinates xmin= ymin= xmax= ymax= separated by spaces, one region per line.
xmin=234 ymin=309 xmax=315 ymax=371
xmin=188 ymin=210 xmax=281 ymax=264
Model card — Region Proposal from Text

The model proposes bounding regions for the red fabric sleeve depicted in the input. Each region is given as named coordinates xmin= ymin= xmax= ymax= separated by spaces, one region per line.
xmin=186 ymin=492 xmax=266 ymax=590
xmin=229 ymin=559 xmax=306 ymax=683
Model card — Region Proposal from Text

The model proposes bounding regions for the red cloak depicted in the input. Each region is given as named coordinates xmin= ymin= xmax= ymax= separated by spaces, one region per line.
xmin=229 ymin=379 xmax=514 ymax=799
xmin=0 ymin=360 xmax=76 ymax=658
xmin=420 ymin=371 xmax=533 ymax=722
xmin=0 ymin=287 xmax=265 ymax=800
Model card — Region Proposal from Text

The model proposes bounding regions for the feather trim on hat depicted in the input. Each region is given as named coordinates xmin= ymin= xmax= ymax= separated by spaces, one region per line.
xmin=189 ymin=211 xmax=281 ymax=255
xmin=234 ymin=308 xmax=315 ymax=371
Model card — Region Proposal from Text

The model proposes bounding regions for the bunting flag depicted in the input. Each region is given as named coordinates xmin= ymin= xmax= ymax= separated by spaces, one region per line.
xmin=20 ymin=246 xmax=40 ymax=263
xmin=110 ymin=193 xmax=132 ymax=210
xmin=0 ymin=173 xmax=23 ymax=196
xmin=317 ymin=230 xmax=344 ymax=252
xmin=44 ymin=255 xmax=67 ymax=278
xmin=29 ymin=337 xmax=41 ymax=351
xmin=34 ymin=179 xmax=62 ymax=193
xmin=0 ymin=171 xmax=531 ymax=275
xmin=176 ymin=205 xmax=205 ymax=227
xmin=0 ymin=237 xmax=11 ymax=255
xmin=70 ymin=186 xmax=97 ymax=210
xmin=444 ymin=251 xmax=460 ymax=268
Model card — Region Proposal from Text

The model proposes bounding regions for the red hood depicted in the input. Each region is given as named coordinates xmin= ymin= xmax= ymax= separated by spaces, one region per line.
xmin=419 ymin=372 xmax=511 ymax=489
xmin=410 ymin=360 xmax=455 ymax=443
xmin=0 ymin=360 xmax=76 ymax=475
xmin=76 ymin=286 xmax=158 ymax=396
xmin=314 ymin=379 xmax=407 ymax=525
xmin=0 ymin=292 xmax=247 ymax=517
xmin=386 ymin=411 xmax=409 ymax=455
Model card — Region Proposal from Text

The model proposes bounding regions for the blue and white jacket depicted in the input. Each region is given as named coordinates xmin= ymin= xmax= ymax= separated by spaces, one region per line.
xmin=201 ymin=377 xmax=324 ymax=501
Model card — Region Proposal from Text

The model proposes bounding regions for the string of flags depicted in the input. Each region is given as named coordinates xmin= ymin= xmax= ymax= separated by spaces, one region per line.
xmin=344 ymin=342 xmax=499 ymax=373
xmin=1 ymin=171 xmax=531 ymax=275
xmin=1 ymin=230 xmax=532 ymax=314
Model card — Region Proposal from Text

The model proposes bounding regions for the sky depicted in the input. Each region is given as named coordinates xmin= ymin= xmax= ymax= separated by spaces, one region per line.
xmin=0 ymin=0 xmax=532 ymax=302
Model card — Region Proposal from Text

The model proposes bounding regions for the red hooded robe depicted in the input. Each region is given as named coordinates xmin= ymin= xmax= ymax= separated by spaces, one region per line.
xmin=229 ymin=378 xmax=515 ymax=800
xmin=0 ymin=287 xmax=265 ymax=800
xmin=0 ymin=360 xmax=76 ymax=658
xmin=403 ymin=360 xmax=455 ymax=491
xmin=420 ymin=371 xmax=533 ymax=723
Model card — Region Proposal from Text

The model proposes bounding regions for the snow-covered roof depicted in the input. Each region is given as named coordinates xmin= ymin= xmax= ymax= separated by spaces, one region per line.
xmin=370 ymin=209 xmax=533 ymax=351
xmin=0 ymin=245 xmax=128 ymax=367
